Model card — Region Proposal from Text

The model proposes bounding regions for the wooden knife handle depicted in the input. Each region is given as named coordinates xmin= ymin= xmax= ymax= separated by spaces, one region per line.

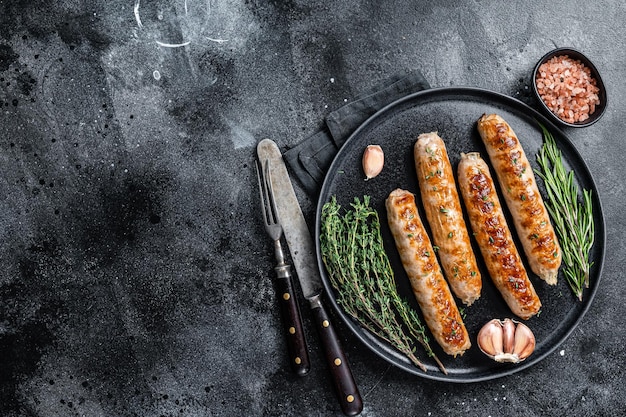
xmin=310 ymin=295 xmax=363 ymax=416
xmin=274 ymin=265 xmax=310 ymax=376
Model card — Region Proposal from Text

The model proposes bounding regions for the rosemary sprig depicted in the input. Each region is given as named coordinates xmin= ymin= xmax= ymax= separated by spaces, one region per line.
xmin=320 ymin=195 xmax=445 ymax=373
xmin=535 ymin=125 xmax=595 ymax=301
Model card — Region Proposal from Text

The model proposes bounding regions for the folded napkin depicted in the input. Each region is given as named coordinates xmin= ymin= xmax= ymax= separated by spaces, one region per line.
xmin=284 ymin=69 xmax=430 ymax=196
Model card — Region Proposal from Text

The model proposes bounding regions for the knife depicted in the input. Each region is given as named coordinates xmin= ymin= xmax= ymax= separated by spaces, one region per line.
xmin=257 ymin=139 xmax=363 ymax=417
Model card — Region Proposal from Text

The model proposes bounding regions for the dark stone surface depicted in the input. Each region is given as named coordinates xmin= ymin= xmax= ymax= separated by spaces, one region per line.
xmin=0 ymin=0 xmax=624 ymax=416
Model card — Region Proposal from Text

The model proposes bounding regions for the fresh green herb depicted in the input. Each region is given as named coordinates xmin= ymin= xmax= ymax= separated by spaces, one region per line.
xmin=320 ymin=196 xmax=445 ymax=373
xmin=518 ymin=167 xmax=526 ymax=178
xmin=535 ymin=125 xmax=595 ymax=301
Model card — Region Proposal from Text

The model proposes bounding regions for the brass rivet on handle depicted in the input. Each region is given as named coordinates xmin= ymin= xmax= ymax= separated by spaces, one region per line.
xmin=322 ymin=320 xmax=329 ymax=328
xmin=295 ymin=357 xmax=301 ymax=365
xmin=289 ymin=327 xmax=295 ymax=334
xmin=346 ymin=395 xmax=355 ymax=403
xmin=334 ymin=358 xmax=342 ymax=366
xmin=283 ymin=293 xmax=290 ymax=301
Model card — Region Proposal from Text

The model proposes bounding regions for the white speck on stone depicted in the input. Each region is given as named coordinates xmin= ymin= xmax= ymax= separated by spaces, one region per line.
xmin=330 ymin=78 xmax=335 ymax=83
xmin=153 ymin=70 xmax=161 ymax=80
xmin=560 ymin=350 xmax=565 ymax=356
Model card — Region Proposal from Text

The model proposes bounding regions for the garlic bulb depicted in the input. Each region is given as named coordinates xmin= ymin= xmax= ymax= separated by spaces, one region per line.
xmin=362 ymin=145 xmax=384 ymax=180
xmin=477 ymin=318 xmax=536 ymax=363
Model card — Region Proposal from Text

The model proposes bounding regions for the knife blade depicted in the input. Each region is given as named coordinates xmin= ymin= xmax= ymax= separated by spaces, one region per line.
xmin=257 ymin=139 xmax=363 ymax=417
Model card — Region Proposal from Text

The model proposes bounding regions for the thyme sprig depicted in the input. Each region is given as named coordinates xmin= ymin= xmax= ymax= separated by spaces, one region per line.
xmin=320 ymin=195 xmax=445 ymax=373
xmin=535 ymin=125 xmax=595 ymax=301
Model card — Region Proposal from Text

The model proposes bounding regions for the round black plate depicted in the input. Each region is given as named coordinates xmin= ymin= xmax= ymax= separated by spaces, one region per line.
xmin=314 ymin=87 xmax=605 ymax=382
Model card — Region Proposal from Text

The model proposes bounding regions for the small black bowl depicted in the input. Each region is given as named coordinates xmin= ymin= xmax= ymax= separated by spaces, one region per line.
xmin=532 ymin=48 xmax=607 ymax=128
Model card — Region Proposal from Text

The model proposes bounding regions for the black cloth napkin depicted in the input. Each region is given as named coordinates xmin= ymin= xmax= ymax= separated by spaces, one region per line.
xmin=284 ymin=69 xmax=430 ymax=196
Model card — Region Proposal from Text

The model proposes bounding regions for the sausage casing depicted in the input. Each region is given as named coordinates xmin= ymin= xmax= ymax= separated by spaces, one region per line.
xmin=386 ymin=188 xmax=471 ymax=356
xmin=457 ymin=153 xmax=541 ymax=320
xmin=414 ymin=132 xmax=482 ymax=306
xmin=477 ymin=114 xmax=561 ymax=284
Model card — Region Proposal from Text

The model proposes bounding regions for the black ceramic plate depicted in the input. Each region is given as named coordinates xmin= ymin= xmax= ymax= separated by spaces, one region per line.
xmin=314 ymin=87 xmax=605 ymax=382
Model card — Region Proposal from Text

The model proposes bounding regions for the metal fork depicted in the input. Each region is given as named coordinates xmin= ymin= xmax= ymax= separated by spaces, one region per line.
xmin=256 ymin=159 xmax=310 ymax=376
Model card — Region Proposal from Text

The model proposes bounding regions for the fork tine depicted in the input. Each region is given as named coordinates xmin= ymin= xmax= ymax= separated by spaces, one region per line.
xmin=264 ymin=159 xmax=280 ymax=226
xmin=256 ymin=160 xmax=270 ymax=226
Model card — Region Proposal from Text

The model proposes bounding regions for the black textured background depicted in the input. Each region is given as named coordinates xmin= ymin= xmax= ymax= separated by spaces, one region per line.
xmin=0 ymin=1 xmax=624 ymax=416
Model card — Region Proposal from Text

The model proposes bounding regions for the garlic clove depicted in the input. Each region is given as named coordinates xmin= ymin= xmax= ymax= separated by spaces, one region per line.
xmin=502 ymin=318 xmax=516 ymax=354
xmin=362 ymin=145 xmax=384 ymax=180
xmin=512 ymin=321 xmax=536 ymax=361
xmin=477 ymin=319 xmax=504 ymax=359
xmin=477 ymin=318 xmax=536 ymax=364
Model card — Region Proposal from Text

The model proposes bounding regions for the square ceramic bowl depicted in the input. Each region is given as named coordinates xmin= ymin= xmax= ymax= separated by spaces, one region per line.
xmin=532 ymin=48 xmax=607 ymax=128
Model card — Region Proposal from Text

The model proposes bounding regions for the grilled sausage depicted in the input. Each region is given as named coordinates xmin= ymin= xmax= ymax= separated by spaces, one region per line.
xmin=386 ymin=188 xmax=471 ymax=356
xmin=477 ymin=114 xmax=562 ymax=285
xmin=457 ymin=153 xmax=541 ymax=320
xmin=414 ymin=132 xmax=482 ymax=306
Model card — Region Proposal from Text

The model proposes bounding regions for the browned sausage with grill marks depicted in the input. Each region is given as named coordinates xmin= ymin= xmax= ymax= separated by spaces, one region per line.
xmin=457 ymin=153 xmax=541 ymax=320
xmin=414 ymin=132 xmax=482 ymax=306
xmin=477 ymin=114 xmax=562 ymax=285
xmin=386 ymin=188 xmax=471 ymax=356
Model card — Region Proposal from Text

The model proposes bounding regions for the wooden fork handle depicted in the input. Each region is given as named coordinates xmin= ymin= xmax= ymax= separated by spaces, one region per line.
xmin=275 ymin=264 xmax=310 ymax=376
